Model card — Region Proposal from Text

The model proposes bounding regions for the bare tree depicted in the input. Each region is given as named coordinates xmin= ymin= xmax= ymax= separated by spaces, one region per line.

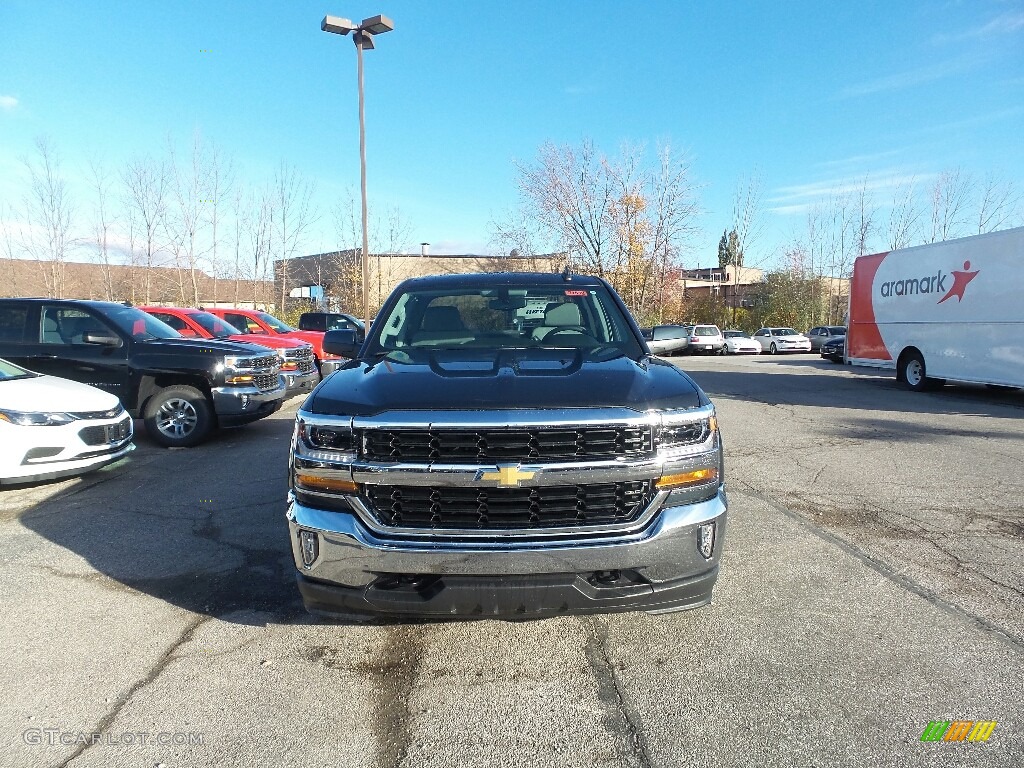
xmin=928 ymin=168 xmax=974 ymax=243
xmin=887 ymin=177 xmax=921 ymax=250
xmin=248 ymin=186 xmax=275 ymax=307
xmin=122 ymin=154 xmax=169 ymax=304
xmin=86 ymin=158 xmax=119 ymax=301
xmin=975 ymin=172 xmax=1019 ymax=234
xmin=21 ymin=137 xmax=75 ymax=298
xmin=274 ymin=162 xmax=318 ymax=312
xmin=0 ymin=203 xmax=24 ymax=297
xmin=205 ymin=144 xmax=233 ymax=305
xmin=164 ymin=136 xmax=210 ymax=306
xmin=731 ymin=171 xmax=765 ymax=265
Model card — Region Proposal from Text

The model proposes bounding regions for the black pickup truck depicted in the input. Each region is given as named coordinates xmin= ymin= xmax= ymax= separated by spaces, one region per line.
xmin=0 ymin=299 xmax=286 ymax=447
xmin=287 ymin=272 xmax=727 ymax=620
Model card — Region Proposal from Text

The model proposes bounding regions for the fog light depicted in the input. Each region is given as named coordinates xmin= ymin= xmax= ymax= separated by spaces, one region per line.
xmin=299 ymin=530 xmax=319 ymax=567
xmin=697 ymin=522 xmax=715 ymax=559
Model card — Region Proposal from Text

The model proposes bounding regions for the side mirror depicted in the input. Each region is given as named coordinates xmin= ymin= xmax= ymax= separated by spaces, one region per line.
xmin=83 ymin=331 xmax=123 ymax=347
xmin=322 ymin=329 xmax=360 ymax=359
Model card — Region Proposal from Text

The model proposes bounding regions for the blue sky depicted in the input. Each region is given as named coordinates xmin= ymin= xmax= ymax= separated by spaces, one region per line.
xmin=1 ymin=0 xmax=1022 ymax=266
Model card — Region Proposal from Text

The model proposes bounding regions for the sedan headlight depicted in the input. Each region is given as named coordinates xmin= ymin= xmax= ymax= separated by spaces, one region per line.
xmin=0 ymin=409 xmax=76 ymax=427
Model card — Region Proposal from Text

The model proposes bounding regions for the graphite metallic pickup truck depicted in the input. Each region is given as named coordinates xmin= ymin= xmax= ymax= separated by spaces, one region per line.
xmin=287 ymin=272 xmax=727 ymax=619
xmin=0 ymin=299 xmax=286 ymax=447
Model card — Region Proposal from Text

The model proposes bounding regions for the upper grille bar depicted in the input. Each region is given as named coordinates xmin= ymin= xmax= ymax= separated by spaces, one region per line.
xmin=358 ymin=426 xmax=654 ymax=463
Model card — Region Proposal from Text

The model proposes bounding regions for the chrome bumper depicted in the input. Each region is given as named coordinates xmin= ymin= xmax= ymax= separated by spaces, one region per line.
xmin=318 ymin=358 xmax=345 ymax=377
xmin=287 ymin=487 xmax=726 ymax=588
xmin=283 ymin=369 xmax=319 ymax=397
xmin=211 ymin=381 xmax=286 ymax=419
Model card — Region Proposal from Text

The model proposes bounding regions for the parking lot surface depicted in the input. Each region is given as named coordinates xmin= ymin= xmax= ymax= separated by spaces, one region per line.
xmin=1 ymin=356 xmax=1021 ymax=767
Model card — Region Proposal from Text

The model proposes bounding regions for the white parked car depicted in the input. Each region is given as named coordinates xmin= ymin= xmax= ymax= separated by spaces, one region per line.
xmin=752 ymin=327 xmax=812 ymax=354
xmin=0 ymin=358 xmax=134 ymax=485
xmin=684 ymin=324 xmax=725 ymax=355
xmin=722 ymin=330 xmax=761 ymax=355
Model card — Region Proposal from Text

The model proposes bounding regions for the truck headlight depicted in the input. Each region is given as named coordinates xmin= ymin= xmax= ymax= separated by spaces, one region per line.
xmin=0 ymin=409 xmax=76 ymax=426
xmin=656 ymin=410 xmax=717 ymax=458
xmin=296 ymin=418 xmax=357 ymax=462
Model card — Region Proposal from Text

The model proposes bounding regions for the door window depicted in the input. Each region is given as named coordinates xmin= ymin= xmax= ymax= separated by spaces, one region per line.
xmin=40 ymin=307 xmax=108 ymax=345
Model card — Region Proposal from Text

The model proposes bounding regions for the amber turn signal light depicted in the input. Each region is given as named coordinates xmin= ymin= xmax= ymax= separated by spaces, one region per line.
xmin=655 ymin=467 xmax=719 ymax=489
xmin=294 ymin=473 xmax=358 ymax=494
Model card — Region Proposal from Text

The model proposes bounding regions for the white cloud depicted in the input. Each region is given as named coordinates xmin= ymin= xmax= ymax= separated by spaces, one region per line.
xmin=768 ymin=172 xmax=937 ymax=215
xmin=933 ymin=11 xmax=1024 ymax=43
xmin=835 ymin=56 xmax=978 ymax=99
xmin=0 ymin=95 xmax=19 ymax=111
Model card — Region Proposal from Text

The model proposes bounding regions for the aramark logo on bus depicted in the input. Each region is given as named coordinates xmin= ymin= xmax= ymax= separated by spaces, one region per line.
xmin=878 ymin=261 xmax=980 ymax=303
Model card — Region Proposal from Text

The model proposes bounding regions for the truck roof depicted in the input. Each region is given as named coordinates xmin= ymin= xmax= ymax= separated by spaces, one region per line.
xmin=394 ymin=272 xmax=606 ymax=291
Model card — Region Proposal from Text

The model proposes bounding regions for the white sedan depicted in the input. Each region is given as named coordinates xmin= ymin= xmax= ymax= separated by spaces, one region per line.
xmin=752 ymin=327 xmax=813 ymax=354
xmin=0 ymin=358 xmax=134 ymax=485
xmin=722 ymin=330 xmax=762 ymax=355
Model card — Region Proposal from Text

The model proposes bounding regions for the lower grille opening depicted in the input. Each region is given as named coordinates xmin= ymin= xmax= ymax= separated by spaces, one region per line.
xmin=364 ymin=481 xmax=655 ymax=530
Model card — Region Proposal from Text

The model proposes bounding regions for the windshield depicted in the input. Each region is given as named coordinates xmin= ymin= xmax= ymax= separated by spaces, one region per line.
xmin=191 ymin=311 xmax=244 ymax=338
xmin=367 ymin=283 xmax=644 ymax=359
xmin=694 ymin=326 xmax=720 ymax=336
xmin=256 ymin=312 xmax=295 ymax=333
xmin=0 ymin=358 xmax=35 ymax=380
xmin=828 ymin=326 xmax=847 ymax=335
xmin=104 ymin=306 xmax=180 ymax=340
xmin=772 ymin=328 xmax=798 ymax=336
xmin=725 ymin=331 xmax=748 ymax=338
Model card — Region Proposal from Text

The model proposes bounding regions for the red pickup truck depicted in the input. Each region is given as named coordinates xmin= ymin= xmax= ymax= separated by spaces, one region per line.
xmin=201 ymin=307 xmax=346 ymax=376
xmin=141 ymin=306 xmax=319 ymax=397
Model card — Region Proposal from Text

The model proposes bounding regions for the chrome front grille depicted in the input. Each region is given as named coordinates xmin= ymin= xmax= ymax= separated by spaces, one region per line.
xmin=253 ymin=373 xmax=280 ymax=391
xmin=364 ymin=480 xmax=655 ymax=530
xmin=359 ymin=426 xmax=654 ymax=463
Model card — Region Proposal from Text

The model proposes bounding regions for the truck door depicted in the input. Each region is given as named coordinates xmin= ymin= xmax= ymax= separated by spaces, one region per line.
xmin=30 ymin=305 xmax=133 ymax=404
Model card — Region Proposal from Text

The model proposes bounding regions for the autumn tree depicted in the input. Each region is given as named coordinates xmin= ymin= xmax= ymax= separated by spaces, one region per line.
xmin=508 ymin=139 xmax=700 ymax=322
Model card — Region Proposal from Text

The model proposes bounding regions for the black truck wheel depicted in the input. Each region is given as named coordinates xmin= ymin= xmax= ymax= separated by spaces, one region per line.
xmin=143 ymin=385 xmax=214 ymax=447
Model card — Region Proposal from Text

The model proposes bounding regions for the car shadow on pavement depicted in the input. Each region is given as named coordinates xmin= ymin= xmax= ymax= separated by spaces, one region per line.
xmin=17 ymin=410 xmax=324 ymax=627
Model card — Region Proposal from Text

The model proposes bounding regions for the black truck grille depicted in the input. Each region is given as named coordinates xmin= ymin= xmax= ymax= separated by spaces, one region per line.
xmin=359 ymin=427 xmax=654 ymax=463
xmin=78 ymin=418 xmax=132 ymax=446
xmin=364 ymin=481 xmax=655 ymax=530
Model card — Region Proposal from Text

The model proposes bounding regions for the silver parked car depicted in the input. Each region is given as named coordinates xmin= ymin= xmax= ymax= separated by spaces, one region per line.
xmin=643 ymin=325 xmax=691 ymax=356
xmin=806 ymin=325 xmax=847 ymax=352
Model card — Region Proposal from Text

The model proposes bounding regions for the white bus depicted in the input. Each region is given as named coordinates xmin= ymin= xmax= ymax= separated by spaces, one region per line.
xmin=847 ymin=227 xmax=1024 ymax=391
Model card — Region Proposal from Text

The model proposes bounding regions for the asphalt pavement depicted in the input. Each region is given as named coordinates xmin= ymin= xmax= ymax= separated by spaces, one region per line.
xmin=0 ymin=355 xmax=1020 ymax=768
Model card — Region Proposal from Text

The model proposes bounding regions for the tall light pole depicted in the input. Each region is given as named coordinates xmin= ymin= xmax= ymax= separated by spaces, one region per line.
xmin=321 ymin=13 xmax=394 ymax=330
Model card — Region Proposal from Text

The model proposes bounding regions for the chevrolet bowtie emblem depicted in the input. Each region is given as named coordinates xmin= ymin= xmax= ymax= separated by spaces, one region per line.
xmin=477 ymin=464 xmax=537 ymax=487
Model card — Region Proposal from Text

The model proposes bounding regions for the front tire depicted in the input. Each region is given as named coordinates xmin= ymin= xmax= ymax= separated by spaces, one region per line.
xmin=144 ymin=385 xmax=214 ymax=447
xmin=769 ymin=342 xmax=778 ymax=355
xmin=899 ymin=351 xmax=941 ymax=392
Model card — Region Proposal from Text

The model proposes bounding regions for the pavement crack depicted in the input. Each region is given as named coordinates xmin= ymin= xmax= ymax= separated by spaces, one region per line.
xmin=58 ymin=613 xmax=211 ymax=768
xmin=583 ymin=616 xmax=653 ymax=768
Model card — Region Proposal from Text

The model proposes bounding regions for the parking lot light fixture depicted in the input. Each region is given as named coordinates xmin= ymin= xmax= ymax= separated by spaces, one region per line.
xmin=321 ymin=12 xmax=395 ymax=330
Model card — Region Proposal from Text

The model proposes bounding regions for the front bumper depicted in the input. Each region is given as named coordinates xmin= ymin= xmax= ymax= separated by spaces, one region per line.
xmin=211 ymin=381 xmax=286 ymax=427
xmin=287 ymin=487 xmax=727 ymax=619
xmin=318 ymin=358 xmax=345 ymax=377
xmin=283 ymin=369 xmax=319 ymax=398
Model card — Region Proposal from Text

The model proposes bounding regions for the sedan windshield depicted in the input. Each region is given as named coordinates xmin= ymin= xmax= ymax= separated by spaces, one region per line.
xmin=772 ymin=328 xmax=798 ymax=336
xmin=0 ymin=358 xmax=35 ymax=380
xmin=367 ymin=284 xmax=644 ymax=359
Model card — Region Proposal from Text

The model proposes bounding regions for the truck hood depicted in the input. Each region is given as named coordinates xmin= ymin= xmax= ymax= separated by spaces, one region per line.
xmin=140 ymin=338 xmax=274 ymax=356
xmin=305 ymin=349 xmax=707 ymax=416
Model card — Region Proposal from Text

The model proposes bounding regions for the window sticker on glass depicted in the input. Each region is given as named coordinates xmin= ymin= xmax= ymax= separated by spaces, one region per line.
xmin=564 ymin=290 xmax=588 ymax=296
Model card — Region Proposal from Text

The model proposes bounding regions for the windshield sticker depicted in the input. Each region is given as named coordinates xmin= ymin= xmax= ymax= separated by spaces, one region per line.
xmin=564 ymin=290 xmax=588 ymax=296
